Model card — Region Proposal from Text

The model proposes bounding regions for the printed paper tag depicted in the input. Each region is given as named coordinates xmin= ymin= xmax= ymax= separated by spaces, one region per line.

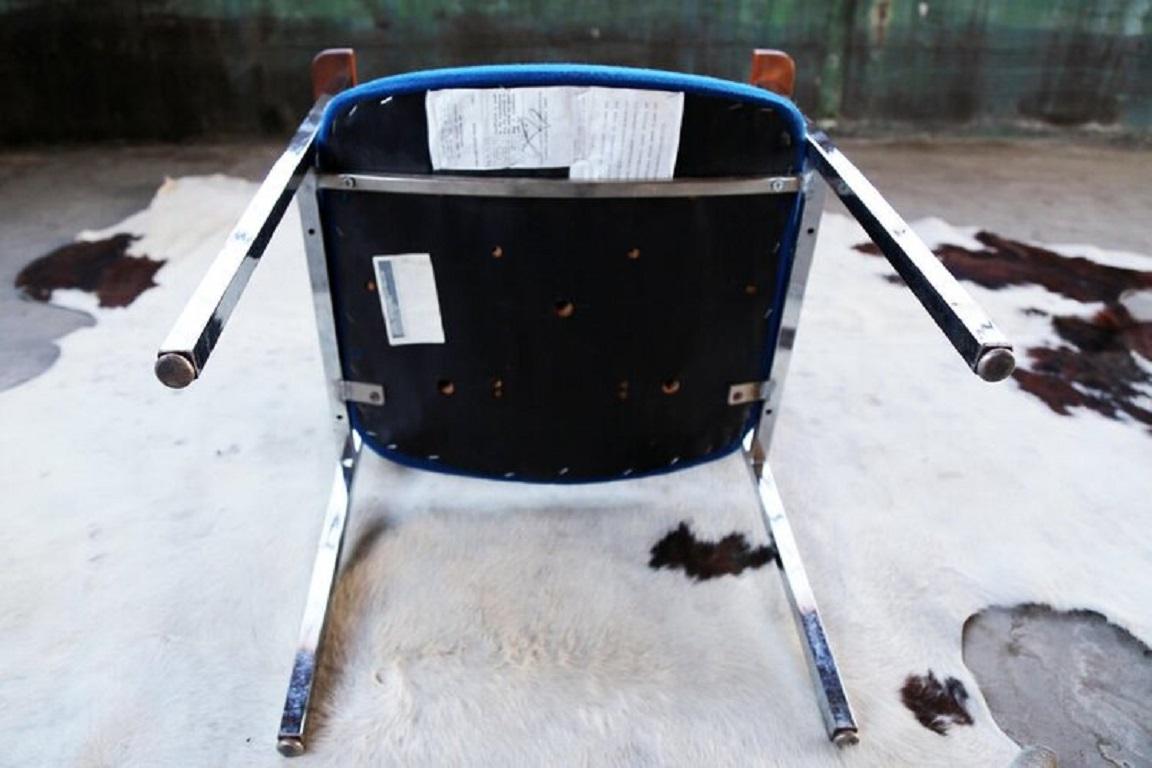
xmin=426 ymin=87 xmax=684 ymax=180
xmin=569 ymin=88 xmax=684 ymax=180
xmin=372 ymin=254 xmax=446 ymax=346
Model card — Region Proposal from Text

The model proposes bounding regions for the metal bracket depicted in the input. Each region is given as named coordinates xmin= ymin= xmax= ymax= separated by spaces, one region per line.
xmin=728 ymin=380 xmax=773 ymax=405
xmin=337 ymin=380 xmax=385 ymax=405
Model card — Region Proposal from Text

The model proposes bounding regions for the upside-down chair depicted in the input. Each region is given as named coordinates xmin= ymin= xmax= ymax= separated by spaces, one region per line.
xmin=153 ymin=49 xmax=1015 ymax=756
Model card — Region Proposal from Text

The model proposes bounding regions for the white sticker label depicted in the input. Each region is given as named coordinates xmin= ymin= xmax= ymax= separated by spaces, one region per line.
xmin=426 ymin=87 xmax=684 ymax=180
xmin=372 ymin=254 xmax=446 ymax=346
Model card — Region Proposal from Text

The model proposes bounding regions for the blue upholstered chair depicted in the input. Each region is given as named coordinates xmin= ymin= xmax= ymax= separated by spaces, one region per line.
xmin=154 ymin=49 xmax=1015 ymax=756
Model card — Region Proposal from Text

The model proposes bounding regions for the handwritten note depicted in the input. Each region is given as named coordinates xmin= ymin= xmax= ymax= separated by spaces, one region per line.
xmin=426 ymin=87 xmax=576 ymax=171
xmin=426 ymin=87 xmax=684 ymax=180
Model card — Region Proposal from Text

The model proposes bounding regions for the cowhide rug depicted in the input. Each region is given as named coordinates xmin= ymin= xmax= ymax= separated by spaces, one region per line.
xmin=1 ymin=176 xmax=1149 ymax=767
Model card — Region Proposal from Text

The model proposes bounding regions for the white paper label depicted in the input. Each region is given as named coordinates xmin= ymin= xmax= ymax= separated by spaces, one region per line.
xmin=372 ymin=254 xmax=446 ymax=346
xmin=426 ymin=87 xmax=684 ymax=180
xmin=569 ymin=88 xmax=684 ymax=180
xmin=426 ymin=87 xmax=577 ymax=171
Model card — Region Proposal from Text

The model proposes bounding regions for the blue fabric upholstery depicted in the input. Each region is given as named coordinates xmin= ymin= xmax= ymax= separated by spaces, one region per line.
xmin=317 ymin=63 xmax=806 ymax=167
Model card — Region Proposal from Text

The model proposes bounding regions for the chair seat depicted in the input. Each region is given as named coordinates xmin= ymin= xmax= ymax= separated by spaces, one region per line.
xmin=314 ymin=65 xmax=809 ymax=481
xmin=152 ymin=50 xmax=1015 ymax=754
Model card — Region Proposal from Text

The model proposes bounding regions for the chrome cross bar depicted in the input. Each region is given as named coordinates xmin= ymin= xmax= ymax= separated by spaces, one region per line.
xmin=318 ymin=172 xmax=803 ymax=198
xmin=154 ymin=97 xmax=329 ymax=389
xmin=806 ymin=130 xmax=1015 ymax=382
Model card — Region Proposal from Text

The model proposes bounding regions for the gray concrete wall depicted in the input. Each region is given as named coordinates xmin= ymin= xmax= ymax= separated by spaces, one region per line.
xmin=1 ymin=0 xmax=1149 ymax=143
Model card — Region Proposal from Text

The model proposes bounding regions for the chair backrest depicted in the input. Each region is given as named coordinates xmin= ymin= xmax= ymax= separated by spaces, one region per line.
xmin=314 ymin=64 xmax=808 ymax=482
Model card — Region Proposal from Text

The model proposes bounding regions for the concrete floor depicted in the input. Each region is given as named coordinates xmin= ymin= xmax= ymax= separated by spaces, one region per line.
xmin=836 ymin=139 xmax=1152 ymax=256
xmin=965 ymin=606 xmax=1152 ymax=767
xmin=1 ymin=139 xmax=1150 ymax=765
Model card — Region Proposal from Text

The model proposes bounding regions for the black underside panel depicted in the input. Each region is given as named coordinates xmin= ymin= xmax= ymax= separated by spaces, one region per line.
xmin=323 ymin=190 xmax=790 ymax=481
xmin=317 ymin=87 xmax=798 ymax=481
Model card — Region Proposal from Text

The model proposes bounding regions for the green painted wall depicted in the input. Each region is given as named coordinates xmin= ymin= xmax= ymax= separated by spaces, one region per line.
xmin=1 ymin=0 xmax=1149 ymax=142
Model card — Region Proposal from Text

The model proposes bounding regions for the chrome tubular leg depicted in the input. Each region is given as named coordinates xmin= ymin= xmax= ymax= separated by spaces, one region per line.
xmin=805 ymin=129 xmax=1014 ymax=382
xmin=277 ymin=431 xmax=362 ymax=757
xmin=154 ymin=97 xmax=329 ymax=389
xmin=744 ymin=451 xmax=859 ymax=747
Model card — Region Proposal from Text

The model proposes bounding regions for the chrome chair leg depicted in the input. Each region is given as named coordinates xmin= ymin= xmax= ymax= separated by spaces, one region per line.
xmin=277 ymin=431 xmax=362 ymax=757
xmin=744 ymin=451 xmax=859 ymax=747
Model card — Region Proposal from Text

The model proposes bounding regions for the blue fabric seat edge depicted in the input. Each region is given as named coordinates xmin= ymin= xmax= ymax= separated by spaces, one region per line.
xmin=317 ymin=63 xmax=807 ymax=168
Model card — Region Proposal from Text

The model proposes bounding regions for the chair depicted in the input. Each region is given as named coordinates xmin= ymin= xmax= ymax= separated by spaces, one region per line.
xmin=153 ymin=49 xmax=1015 ymax=756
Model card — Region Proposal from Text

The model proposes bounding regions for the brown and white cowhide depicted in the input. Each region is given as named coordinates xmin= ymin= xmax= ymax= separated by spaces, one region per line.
xmin=1 ymin=177 xmax=1148 ymax=767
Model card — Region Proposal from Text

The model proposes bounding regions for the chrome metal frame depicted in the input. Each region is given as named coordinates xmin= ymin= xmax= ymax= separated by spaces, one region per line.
xmin=742 ymin=443 xmax=858 ymax=747
xmin=154 ymin=97 xmax=329 ymax=389
xmin=319 ymin=172 xmax=802 ymax=198
xmin=152 ymin=108 xmax=362 ymax=754
xmin=276 ymin=431 xmax=362 ymax=757
xmin=805 ymin=129 xmax=1015 ymax=382
xmin=151 ymin=93 xmax=1021 ymax=756
xmin=298 ymin=170 xmax=355 ymax=451
xmin=271 ymin=169 xmax=364 ymax=757
xmin=737 ymin=171 xmax=861 ymax=747
xmin=740 ymin=132 xmax=1018 ymax=747
xmin=754 ymin=171 xmax=826 ymax=458
xmin=754 ymin=135 xmax=1017 ymax=459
